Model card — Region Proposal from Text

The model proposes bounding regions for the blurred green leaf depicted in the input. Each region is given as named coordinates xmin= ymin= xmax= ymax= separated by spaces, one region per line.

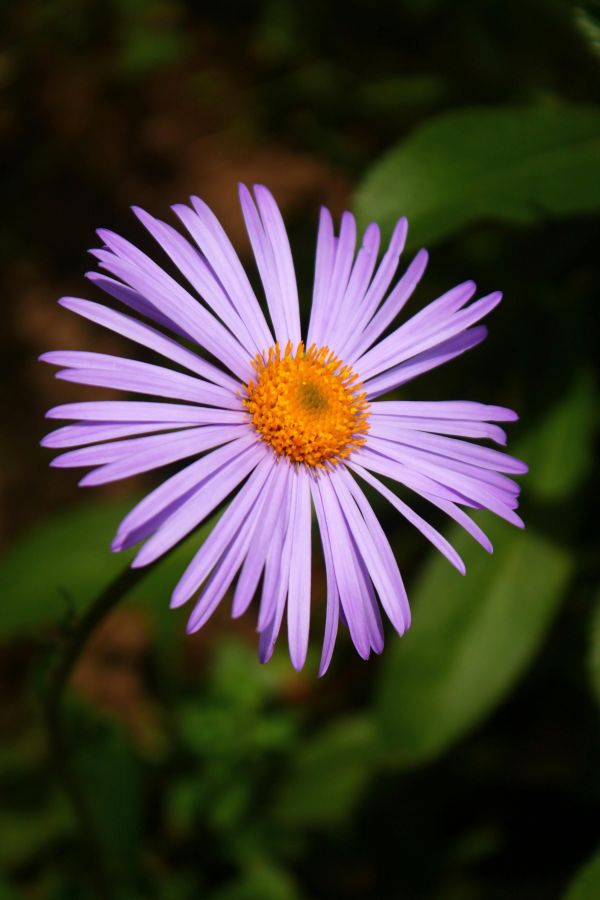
xmin=563 ymin=846 xmax=600 ymax=899
xmin=525 ymin=373 xmax=597 ymax=502
xmin=210 ymin=861 xmax=300 ymax=900
xmin=376 ymin=519 xmax=572 ymax=766
xmin=0 ymin=804 xmax=70 ymax=869
xmin=355 ymin=105 xmax=600 ymax=247
xmin=274 ymin=715 xmax=377 ymax=828
xmin=75 ymin=717 xmax=141 ymax=886
xmin=0 ymin=499 xmax=215 ymax=636
xmin=376 ymin=379 xmax=591 ymax=765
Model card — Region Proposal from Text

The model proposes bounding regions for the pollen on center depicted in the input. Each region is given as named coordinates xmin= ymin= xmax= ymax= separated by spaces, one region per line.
xmin=244 ymin=341 xmax=370 ymax=468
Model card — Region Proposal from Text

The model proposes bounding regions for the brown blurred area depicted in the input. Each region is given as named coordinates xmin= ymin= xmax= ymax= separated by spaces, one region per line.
xmin=1 ymin=7 xmax=352 ymax=551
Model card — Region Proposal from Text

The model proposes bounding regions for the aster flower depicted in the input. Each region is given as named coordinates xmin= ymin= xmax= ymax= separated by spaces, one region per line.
xmin=41 ymin=185 xmax=527 ymax=674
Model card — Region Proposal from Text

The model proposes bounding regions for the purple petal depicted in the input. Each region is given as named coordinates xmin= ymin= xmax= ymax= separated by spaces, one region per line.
xmin=364 ymin=326 xmax=488 ymax=398
xmin=231 ymin=460 xmax=290 ymax=619
xmin=58 ymin=297 xmax=240 ymax=392
xmin=309 ymin=479 xmax=340 ymax=677
xmin=286 ymin=466 xmax=312 ymax=671
xmin=78 ymin=425 xmax=245 ymax=486
xmin=45 ymin=400 xmax=246 ymax=424
xmin=171 ymin=456 xmax=275 ymax=608
xmin=46 ymin=354 xmax=241 ymax=409
xmin=131 ymin=441 xmax=266 ymax=567
xmin=113 ymin=431 xmax=257 ymax=550
xmin=349 ymin=462 xmax=466 ymax=575
xmin=173 ymin=197 xmax=273 ymax=352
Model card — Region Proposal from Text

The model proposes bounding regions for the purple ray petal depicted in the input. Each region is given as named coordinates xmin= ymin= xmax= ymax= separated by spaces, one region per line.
xmin=174 ymin=195 xmax=273 ymax=351
xmin=58 ymin=297 xmax=240 ymax=392
xmin=286 ymin=465 xmax=312 ymax=671
xmin=78 ymin=425 xmax=245 ymax=486
xmin=369 ymin=423 xmax=528 ymax=474
xmin=332 ymin=468 xmax=411 ymax=633
xmin=113 ymin=431 xmax=257 ymax=550
xmin=349 ymin=462 xmax=466 ymax=574
xmin=42 ymin=420 xmax=198 ymax=450
xmin=131 ymin=441 xmax=266 ymax=567
xmin=46 ymin=400 xmax=246 ymax=424
xmin=309 ymin=478 xmax=340 ymax=677
xmin=369 ymin=413 xmax=507 ymax=445
xmin=133 ymin=207 xmax=260 ymax=357
xmin=171 ymin=456 xmax=275 ymax=608
xmin=185 ymin=491 xmax=269 ymax=634
xmin=47 ymin=355 xmax=241 ymax=409
xmin=232 ymin=461 xmax=290 ymax=619
xmin=364 ymin=326 xmax=488 ymax=398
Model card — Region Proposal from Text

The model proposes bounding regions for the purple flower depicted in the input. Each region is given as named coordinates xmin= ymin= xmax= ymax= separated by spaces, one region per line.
xmin=41 ymin=185 xmax=527 ymax=673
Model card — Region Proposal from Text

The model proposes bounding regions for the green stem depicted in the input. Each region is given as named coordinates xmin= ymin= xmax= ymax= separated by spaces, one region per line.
xmin=43 ymin=561 xmax=156 ymax=900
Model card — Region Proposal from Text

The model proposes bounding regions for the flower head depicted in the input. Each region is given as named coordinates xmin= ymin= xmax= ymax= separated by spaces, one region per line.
xmin=41 ymin=184 xmax=527 ymax=673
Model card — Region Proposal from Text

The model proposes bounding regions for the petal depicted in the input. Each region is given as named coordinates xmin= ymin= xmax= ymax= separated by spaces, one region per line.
xmin=131 ymin=441 xmax=266 ymax=567
xmin=172 ymin=197 xmax=273 ymax=351
xmin=348 ymin=462 xmax=466 ymax=574
xmin=134 ymin=207 xmax=260 ymax=357
xmin=364 ymin=326 xmax=488 ymax=398
xmin=286 ymin=466 xmax=312 ymax=671
xmin=171 ymin=455 xmax=275 ymax=608
xmin=113 ymin=431 xmax=258 ymax=550
xmin=45 ymin=400 xmax=246 ymax=424
xmin=78 ymin=425 xmax=245 ymax=486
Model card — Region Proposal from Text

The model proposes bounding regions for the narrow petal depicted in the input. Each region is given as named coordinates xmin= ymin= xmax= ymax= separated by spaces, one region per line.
xmin=78 ymin=425 xmax=245 ymax=486
xmin=52 ymin=425 xmax=240 ymax=471
xmin=368 ymin=423 xmax=528 ymax=474
xmin=238 ymin=184 xmax=301 ymax=345
xmin=185 ymin=492 xmax=269 ymax=634
xmin=131 ymin=441 xmax=266 ymax=566
xmin=369 ymin=400 xmax=519 ymax=423
xmin=171 ymin=456 xmax=275 ymax=608
xmin=348 ymin=463 xmax=466 ymax=574
xmin=47 ymin=355 xmax=241 ymax=409
xmin=254 ymin=185 xmax=301 ymax=345
xmin=364 ymin=326 xmax=488 ymax=398
xmin=286 ymin=466 xmax=312 ymax=671
xmin=113 ymin=431 xmax=257 ymax=550
xmin=307 ymin=207 xmax=336 ymax=348
xmin=310 ymin=479 xmax=340 ymax=677
xmin=93 ymin=245 xmax=252 ymax=380
xmin=231 ymin=461 xmax=290 ymax=618
xmin=341 ymin=248 xmax=428 ymax=362
xmin=45 ymin=400 xmax=246 ymax=424
xmin=315 ymin=477 xmax=371 ymax=659
xmin=369 ymin=413 xmax=507 ymax=445
xmin=42 ymin=421 xmax=198 ymax=450
xmin=331 ymin=468 xmax=410 ymax=633
xmin=134 ymin=207 xmax=260 ymax=357
xmin=173 ymin=197 xmax=273 ymax=351
xmin=356 ymin=289 xmax=500 ymax=381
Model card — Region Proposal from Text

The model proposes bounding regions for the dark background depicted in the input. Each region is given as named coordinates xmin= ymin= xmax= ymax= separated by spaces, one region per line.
xmin=1 ymin=1 xmax=599 ymax=898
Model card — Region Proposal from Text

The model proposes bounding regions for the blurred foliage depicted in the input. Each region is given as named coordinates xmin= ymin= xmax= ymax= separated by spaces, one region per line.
xmin=1 ymin=0 xmax=600 ymax=898
xmin=355 ymin=105 xmax=600 ymax=247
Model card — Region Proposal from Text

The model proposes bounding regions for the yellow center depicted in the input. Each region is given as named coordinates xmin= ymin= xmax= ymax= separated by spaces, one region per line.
xmin=244 ymin=341 xmax=370 ymax=468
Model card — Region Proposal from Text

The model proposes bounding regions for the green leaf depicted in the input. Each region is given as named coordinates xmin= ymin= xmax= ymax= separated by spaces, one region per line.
xmin=0 ymin=498 xmax=215 ymax=636
xmin=274 ymin=716 xmax=377 ymax=828
xmin=375 ymin=380 xmax=591 ymax=766
xmin=75 ymin=717 xmax=141 ymax=887
xmin=376 ymin=519 xmax=572 ymax=766
xmin=563 ymin=847 xmax=600 ymax=899
xmin=525 ymin=373 xmax=597 ymax=503
xmin=355 ymin=105 xmax=600 ymax=247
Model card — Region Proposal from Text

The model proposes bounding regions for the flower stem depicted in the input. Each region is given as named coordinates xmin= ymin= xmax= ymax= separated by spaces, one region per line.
xmin=43 ymin=561 xmax=155 ymax=900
